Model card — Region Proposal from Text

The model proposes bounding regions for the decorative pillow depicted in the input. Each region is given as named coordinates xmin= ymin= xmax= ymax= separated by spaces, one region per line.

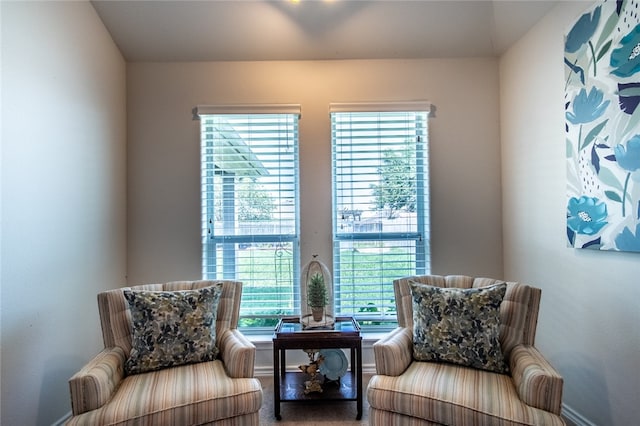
xmin=124 ymin=283 xmax=223 ymax=375
xmin=409 ymin=281 xmax=508 ymax=373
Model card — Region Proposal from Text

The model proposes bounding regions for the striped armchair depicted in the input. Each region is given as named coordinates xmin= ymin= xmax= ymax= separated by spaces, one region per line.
xmin=367 ymin=275 xmax=565 ymax=426
xmin=66 ymin=280 xmax=262 ymax=426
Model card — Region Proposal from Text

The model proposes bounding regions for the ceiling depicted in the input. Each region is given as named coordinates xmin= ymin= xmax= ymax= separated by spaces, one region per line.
xmin=91 ymin=0 xmax=560 ymax=62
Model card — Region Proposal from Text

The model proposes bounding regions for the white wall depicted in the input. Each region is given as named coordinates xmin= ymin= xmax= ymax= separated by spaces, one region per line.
xmin=500 ymin=2 xmax=640 ymax=425
xmin=0 ymin=2 xmax=127 ymax=425
xmin=126 ymin=59 xmax=504 ymax=285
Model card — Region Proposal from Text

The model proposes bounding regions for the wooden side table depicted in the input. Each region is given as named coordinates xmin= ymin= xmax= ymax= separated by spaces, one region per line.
xmin=272 ymin=316 xmax=363 ymax=420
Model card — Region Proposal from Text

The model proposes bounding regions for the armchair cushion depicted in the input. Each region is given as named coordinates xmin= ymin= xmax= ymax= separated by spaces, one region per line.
xmin=124 ymin=283 xmax=223 ymax=374
xmin=409 ymin=281 xmax=508 ymax=373
xmin=66 ymin=360 xmax=263 ymax=425
xmin=367 ymin=361 xmax=565 ymax=426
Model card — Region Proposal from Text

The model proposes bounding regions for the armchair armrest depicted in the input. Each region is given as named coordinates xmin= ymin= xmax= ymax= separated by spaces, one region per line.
xmin=372 ymin=327 xmax=413 ymax=376
xmin=218 ymin=329 xmax=256 ymax=378
xmin=68 ymin=346 xmax=126 ymax=415
xmin=510 ymin=344 xmax=564 ymax=415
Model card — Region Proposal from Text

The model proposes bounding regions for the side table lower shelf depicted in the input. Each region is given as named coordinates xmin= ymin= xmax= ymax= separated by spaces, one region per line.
xmin=279 ymin=371 xmax=358 ymax=401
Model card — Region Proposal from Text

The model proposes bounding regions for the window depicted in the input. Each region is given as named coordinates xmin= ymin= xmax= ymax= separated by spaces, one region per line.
xmin=331 ymin=103 xmax=431 ymax=327
xmin=196 ymin=105 xmax=300 ymax=330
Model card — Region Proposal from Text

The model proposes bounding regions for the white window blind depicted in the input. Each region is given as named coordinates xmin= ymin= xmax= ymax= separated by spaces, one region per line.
xmin=331 ymin=106 xmax=430 ymax=325
xmin=198 ymin=109 xmax=300 ymax=328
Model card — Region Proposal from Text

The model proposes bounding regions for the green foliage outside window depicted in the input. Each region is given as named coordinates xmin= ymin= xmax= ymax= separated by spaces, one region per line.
xmin=234 ymin=246 xmax=410 ymax=328
xmin=370 ymin=148 xmax=416 ymax=219
xmin=237 ymin=178 xmax=275 ymax=221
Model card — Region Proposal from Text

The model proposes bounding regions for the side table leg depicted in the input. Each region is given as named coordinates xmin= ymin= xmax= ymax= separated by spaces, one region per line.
xmin=273 ymin=344 xmax=282 ymax=420
xmin=281 ymin=348 xmax=286 ymax=379
xmin=356 ymin=344 xmax=363 ymax=420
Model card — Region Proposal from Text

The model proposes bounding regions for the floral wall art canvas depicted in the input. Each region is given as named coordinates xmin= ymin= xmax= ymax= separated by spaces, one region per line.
xmin=565 ymin=0 xmax=640 ymax=252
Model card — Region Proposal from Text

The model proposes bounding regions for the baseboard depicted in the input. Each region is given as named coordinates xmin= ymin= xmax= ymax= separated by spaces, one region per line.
xmin=51 ymin=411 xmax=71 ymax=426
xmin=562 ymin=403 xmax=596 ymax=426
xmin=255 ymin=365 xmax=275 ymax=377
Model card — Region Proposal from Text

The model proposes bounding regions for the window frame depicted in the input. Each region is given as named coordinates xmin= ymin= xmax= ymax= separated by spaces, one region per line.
xmin=330 ymin=102 xmax=432 ymax=329
xmin=195 ymin=105 xmax=301 ymax=333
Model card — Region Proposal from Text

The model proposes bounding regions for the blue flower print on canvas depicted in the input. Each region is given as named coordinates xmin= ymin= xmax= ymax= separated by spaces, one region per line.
xmin=565 ymin=1 xmax=640 ymax=253
xmin=567 ymin=196 xmax=608 ymax=235
xmin=610 ymin=24 xmax=640 ymax=78
xmin=614 ymin=135 xmax=640 ymax=172
xmin=617 ymin=82 xmax=640 ymax=114
xmin=614 ymin=135 xmax=640 ymax=217
xmin=615 ymin=223 xmax=640 ymax=251
xmin=566 ymin=87 xmax=610 ymax=124
xmin=565 ymin=6 xmax=601 ymax=53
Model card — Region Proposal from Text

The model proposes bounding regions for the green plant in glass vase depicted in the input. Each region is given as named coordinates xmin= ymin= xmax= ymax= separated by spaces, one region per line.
xmin=307 ymin=272 xmax=327 ymax=322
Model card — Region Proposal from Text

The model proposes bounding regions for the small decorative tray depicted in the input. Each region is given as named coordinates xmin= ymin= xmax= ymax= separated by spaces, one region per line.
xmin=274 ymin=316 xmax=360 ymax=338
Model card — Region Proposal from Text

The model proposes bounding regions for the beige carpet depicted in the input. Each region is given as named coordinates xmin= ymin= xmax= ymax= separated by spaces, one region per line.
xmin=258 ymin=375 xmax=371 ymax=425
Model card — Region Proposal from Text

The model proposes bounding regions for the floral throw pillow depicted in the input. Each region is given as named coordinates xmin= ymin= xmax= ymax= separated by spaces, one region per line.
xmin=409 ymin=281 xmax=508 ymax=374
xmin=124 ymin=283 xmax=223 ymax=375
